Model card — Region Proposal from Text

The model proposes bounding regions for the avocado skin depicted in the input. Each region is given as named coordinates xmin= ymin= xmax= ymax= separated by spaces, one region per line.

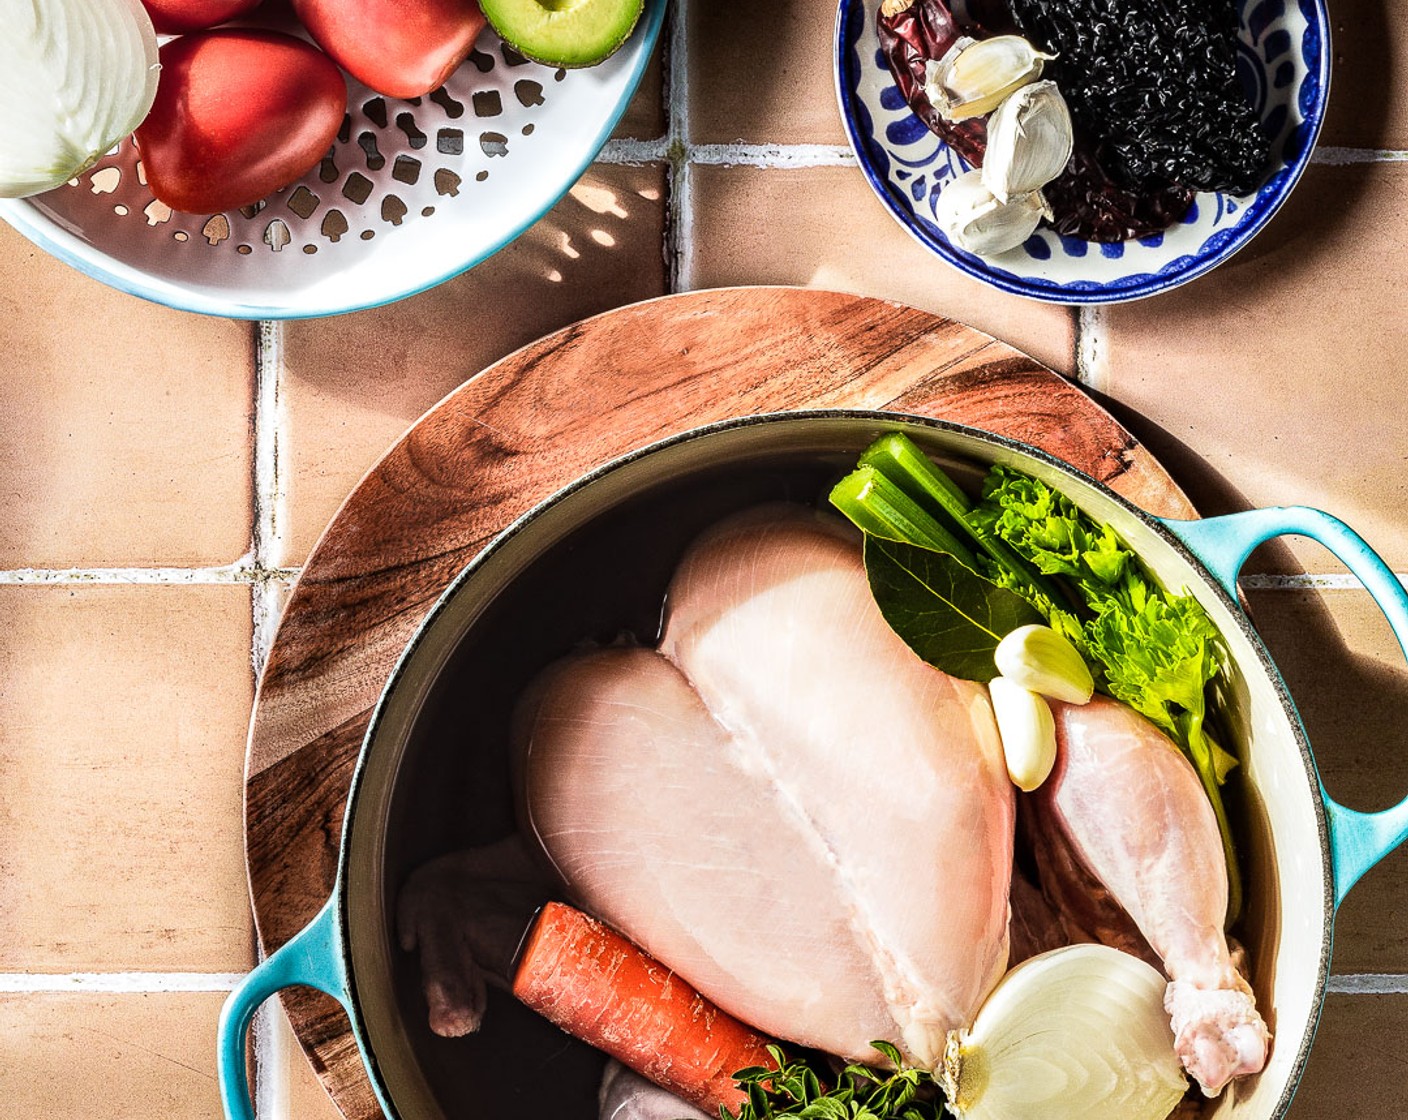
xmin=480 ymin=0 xmax=646 ymax=68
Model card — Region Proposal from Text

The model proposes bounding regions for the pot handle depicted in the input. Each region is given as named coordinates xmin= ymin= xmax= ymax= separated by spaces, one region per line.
xmin=218 ymin=898 xmax=351 ymax=1120
xmin=1162 ymin=506 xmax=1408 ymax=909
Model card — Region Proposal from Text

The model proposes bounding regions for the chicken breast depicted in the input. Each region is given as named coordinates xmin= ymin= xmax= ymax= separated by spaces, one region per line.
xmin=519 ymin=506 xmax=1014 ymax=1067
xmin=1035 ymin=695 xmax=1270 ymax=1096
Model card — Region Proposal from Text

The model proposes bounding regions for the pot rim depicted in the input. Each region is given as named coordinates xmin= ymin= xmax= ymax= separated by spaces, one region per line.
xmin=337 ymin=406 xmax=1335 ymax=1119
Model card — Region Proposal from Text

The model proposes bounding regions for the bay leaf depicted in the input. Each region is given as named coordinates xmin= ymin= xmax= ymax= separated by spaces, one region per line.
xmin=864 ymin=536 xmax=1045 ymax=682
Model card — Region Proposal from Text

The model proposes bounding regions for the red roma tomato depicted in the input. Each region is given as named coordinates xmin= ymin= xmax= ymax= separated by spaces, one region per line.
xmin=291 ymin=0 xmax=488 ymax=99
xmin=135 ymin=30 xmax=347 ymax=214
xmin=139 ymin=0 xmax=262 ymax=34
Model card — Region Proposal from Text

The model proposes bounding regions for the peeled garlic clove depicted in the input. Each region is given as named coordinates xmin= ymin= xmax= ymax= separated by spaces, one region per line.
xmin=942 ymin=944 xmax=1188 ymax=1120
xmin=989 ymin=677 xmax=1057 ymax=791
xmin=935 ymin=169 xmax=1045 ymax=256
xmin=923 ymin=37 xmax=974 ymax=115
xmin=982 ymin=80 xmax=1075 ymax=203
xmin=926 ymin=34 xmax=1053 ymax=122
xmin=994 ymin=624 xmax=1094 ymax=704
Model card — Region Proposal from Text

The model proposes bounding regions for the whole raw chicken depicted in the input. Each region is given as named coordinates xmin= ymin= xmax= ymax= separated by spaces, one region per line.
xmin=518 ymin=505 xmax=1015 ymax=1066
xmin=398 ymin=501 xmax=1270 ymax=1101
xmin=1030 ymin=695 xmax=1270 ymax=1096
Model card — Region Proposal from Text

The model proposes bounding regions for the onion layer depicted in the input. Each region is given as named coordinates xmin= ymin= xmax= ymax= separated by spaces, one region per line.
xmin=941 ymin=944 xmax=1187 ymax=1120
xmin=0 ymin=0 xmax=159 ymax=198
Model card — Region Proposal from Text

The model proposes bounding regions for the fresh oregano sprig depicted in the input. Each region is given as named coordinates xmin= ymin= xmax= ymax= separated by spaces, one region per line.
xmin=722 ymin=1042 xmax=946 ymax=1120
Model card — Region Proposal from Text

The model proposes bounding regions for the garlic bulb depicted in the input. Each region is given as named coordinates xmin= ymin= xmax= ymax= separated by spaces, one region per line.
xmin=989 ymin=676 xmax=1057 ymax=792
xmin=942 ymin=945 xmax=1188 ymax=1120
xmin=994 ymin=624 xmax=1093 ymax=704
xmin=935 ymin=169 xmax=1047 ymax=256
xmin=925 ymin=35 xmax=1053 ymax=122
xmin=982 ymin=81 xmax=1075 ymax=203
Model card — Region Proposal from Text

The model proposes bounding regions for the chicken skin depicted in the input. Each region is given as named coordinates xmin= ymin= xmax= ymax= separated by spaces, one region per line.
xmin=1032 ymin=695 xmax=1270 ymax=1096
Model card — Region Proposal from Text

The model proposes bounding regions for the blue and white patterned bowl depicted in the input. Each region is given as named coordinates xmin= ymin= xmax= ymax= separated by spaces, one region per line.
xmin=834 ymin=0 xmax=1331 ymax=303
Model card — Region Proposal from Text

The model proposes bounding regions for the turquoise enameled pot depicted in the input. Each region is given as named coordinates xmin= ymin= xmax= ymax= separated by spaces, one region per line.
xmin=218 ymin=411 xmax=1408 ymax=1120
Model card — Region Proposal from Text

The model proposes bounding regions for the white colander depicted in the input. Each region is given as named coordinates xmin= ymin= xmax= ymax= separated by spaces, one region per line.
xmin=0 ymin=1 xmax=665 ymax=319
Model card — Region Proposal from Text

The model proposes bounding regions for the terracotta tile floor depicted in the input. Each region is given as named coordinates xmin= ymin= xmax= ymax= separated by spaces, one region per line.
xmin=1 ymin=0 xmax=1407 ymax=1116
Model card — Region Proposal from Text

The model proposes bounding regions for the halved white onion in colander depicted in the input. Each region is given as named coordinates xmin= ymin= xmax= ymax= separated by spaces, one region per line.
xmin=0 ymin=0 xmax=160 ymax=198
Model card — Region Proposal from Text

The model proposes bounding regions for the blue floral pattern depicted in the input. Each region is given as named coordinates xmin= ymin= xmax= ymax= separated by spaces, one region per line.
xmin=835 ymin=0 xmax=1330 ymax=303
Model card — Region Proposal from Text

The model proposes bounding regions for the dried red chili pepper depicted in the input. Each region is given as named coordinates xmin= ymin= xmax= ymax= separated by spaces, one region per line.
xmin=1044 ymin=146 xmax=1194 ymax=241
xmin=875 ymin=0 xmax=987 ymax=167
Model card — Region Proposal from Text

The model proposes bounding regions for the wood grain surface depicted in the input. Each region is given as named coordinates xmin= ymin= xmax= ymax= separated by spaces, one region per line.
xmin=244 ymin=286 xmax=1196 ymax=1118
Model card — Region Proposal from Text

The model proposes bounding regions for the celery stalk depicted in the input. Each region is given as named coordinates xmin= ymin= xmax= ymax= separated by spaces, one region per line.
xmin=829 ymin=467 xmax=980 ymax=570
xmin=858 ymin=433 xmax=1071 ymax=612
xmin=860 ymin=433 xmax=974 ymax=518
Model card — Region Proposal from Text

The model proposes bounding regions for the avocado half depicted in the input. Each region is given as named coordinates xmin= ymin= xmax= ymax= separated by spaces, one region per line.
xmin=480 ymin=0 xmax=645 ymax=68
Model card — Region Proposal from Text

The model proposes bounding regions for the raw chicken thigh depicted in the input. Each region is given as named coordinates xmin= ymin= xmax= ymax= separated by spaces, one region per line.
xmin=519 ymin=506 xmax=1015 ymax=1067
xmin=1031 ymin=695 xmax=1270 ymax=1096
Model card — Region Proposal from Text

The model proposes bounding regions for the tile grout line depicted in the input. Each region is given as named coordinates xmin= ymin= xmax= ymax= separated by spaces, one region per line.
xmin=594 ymin=141 xmax=1405 ymax=169
xmin=1074 ymin=305 xmax=1109 ymax=394
xmin=254 ymin=998 xmax=287 ymax=1120
xmin=0 ymin=565 xmax=299 ymax=584
xmin=1327 ymin=974 xmax=1408 ymax=994
xmin=663 ymin=0 xmax=692 ymax=291
xmin=598 ymin=137 xmax=669 ymax=164
xmin=0 ymin=973 xmax=246 ymax=993
xmin=596 ymin=142 xmax=1408 ymax=171
xmin=598 ymin=140 xmax=855 ymax=169
xmin=251 ymin=319 xmax=291 ymax=681
xmin=1242 ymin=573 xmax=1408 ymax=590
xmin=251 ymin=318 xmax=291 ymax=1120
xmin=1312 ymin=146 xmax=1408 ymax=165
xmin=684 ymin=142 xmax=857 ymax=168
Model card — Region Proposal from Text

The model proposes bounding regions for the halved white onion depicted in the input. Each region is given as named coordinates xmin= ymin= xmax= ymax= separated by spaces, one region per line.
xmin=0 ymin=0 xmax=159 ymax=197
xmin=942 ymin=944 xmax=1187 ymax=1120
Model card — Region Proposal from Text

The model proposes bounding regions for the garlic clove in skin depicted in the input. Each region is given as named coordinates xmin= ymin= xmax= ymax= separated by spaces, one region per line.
xmin=935 ymin=168 xmax=1048 ymax=256
xmin=926 ymin=34 xmax=1053 ymax=122
xmin=942 ymin=944 xmax=1188 ymax=1120
xmin=994 ymin=624 xmax=1094 ymax=704
xmin=982 ymin=80 xmax=1076 ymax=203
xmin=988 ymin=676 xmax=1057 ymax=792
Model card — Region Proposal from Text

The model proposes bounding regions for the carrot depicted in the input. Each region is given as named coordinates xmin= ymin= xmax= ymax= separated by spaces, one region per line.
xmin=511 ymin=901 xmax=779 ymax=1112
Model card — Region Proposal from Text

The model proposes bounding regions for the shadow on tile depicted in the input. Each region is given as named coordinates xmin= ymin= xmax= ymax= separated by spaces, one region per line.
xmin=278 ymin=164 xmax=668 ymax=563
xmin=289 ymin=171 xmax=664 ymax=410
xmin=688 ymin=0 xmax=848 ymax=146
xmin=1088 ymin=387 xmax=1308 ymax=575
xmin=1084 ymin=383 xmax=1408 ymax=970
xmin=1193 ymin=158 xmax=1375 ymax=280
xmin=1319 ymin=0 xmax=1400 ymax=150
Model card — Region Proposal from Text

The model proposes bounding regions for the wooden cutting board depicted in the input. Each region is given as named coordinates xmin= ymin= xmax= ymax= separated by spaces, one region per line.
xmin=244 ymin=286 xmax=1195 ymax=1118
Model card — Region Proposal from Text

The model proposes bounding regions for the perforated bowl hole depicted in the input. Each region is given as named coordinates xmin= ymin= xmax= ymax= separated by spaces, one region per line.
xmin=54 ymin=37 xmax=567 ymax=259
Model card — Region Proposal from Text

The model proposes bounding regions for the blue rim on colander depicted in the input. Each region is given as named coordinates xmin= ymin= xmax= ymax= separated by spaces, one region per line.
xmin=0 ymin=1 xmax=666 ymax=321
xmin=833 ymin=0 xmax=1331 ymax=304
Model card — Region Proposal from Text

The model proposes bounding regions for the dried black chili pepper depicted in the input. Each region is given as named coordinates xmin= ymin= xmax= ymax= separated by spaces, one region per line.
xmin=1007 ymin=0 xmax=1270 ymax=195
